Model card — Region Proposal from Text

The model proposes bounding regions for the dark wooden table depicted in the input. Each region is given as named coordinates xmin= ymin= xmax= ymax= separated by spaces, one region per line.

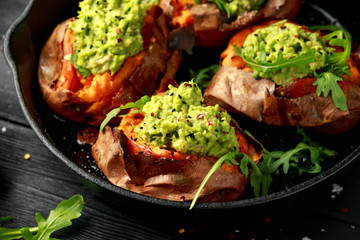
xmin=1 ymin=0 xmax=360 ymax=239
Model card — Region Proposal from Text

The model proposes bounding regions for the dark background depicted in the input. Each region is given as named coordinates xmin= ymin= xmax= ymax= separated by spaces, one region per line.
xmin=1 ymin=0 xmax=360 ymax=239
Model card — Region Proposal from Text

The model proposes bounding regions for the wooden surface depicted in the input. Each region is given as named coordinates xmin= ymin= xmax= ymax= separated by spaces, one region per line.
xmin=1 ymin=0 xmax=360 ymax=239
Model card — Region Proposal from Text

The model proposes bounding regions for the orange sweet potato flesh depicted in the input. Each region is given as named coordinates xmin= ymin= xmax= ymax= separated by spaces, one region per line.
xmin=159 ymin=0 xmax=301 ymax=51
xmin=38 ymin=6 xmax=182 ymax=126
xmin=92 ymin=109 xmax=262 ymax=203
xmin=204 ymin=20 xmax=360 ymax=134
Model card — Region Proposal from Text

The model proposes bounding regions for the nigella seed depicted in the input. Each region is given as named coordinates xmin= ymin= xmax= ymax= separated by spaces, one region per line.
xmin=178 ymin=94 xmax=182 ymax=99
xmin=233 ymin=146 xmax=237 ymax=150
xmin=134 ymin=138 xmax=138 ymax=141
xmin=153 ymin=126 xmax=157 ymax=129
xmin=139 ymin=127 xmax=143 ymax=129
xmin=172 ymin=109 xmax=176 ymax=112
xmin=169 ymin=92 xmax=174 ymax=96
xmin=189 ymin=122 xmax=193 ymax=127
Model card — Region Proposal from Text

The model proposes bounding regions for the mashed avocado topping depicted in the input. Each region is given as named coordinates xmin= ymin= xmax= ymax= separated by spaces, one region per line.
xmin=240 ymin=21 xmax=333 ymax=85
xmin=68 ymin=0 xmax=157 ymax=77
xmin=228 ymin=0 xmax=266 ymax=19
xmin=134 ymin=81 xmax=239 ymax=158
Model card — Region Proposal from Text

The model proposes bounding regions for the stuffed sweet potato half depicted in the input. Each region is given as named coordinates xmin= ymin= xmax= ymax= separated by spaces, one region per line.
xmin=204 ymin=20 xmax=360 ymax=134
xmin=92 ymin=81 xmax=262 ymax=203
xmin=159 ymin=0 xmax=301 ymax=51
xmin=38 ymin=1 xmax=181 ymax=126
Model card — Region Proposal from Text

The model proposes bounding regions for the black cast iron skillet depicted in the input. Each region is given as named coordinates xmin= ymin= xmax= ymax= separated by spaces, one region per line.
xmin=4 ymin=0 xmax=360 ymax=210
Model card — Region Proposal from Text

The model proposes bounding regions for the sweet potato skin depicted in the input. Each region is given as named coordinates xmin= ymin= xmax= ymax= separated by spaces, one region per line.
xmin=38 ymin=6 xmax=182 ymax=126
xmin=92 ymin=110 xmax=262 ymax=203
xmin=204 ymin=20 xmax=360 ymax=134
xmin=160 ymin=0 xmax=301 ymax=50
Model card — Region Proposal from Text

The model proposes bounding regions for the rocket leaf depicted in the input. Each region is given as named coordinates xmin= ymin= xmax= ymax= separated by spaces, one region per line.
xmin=0 ymin=195 xmax=84 ymax=240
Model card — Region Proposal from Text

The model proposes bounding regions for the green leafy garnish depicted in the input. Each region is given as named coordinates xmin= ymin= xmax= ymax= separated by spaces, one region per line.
xmin=0 ymin=195 xmax=84 ymax=240
xmin=234 ymin=45 xmax=316 ymax=79
xmin=310 ymin=25 xmax=352 ymax=67
xmin=189 ymin=152 xmax=260 ymax=210
xmin=313 ymin=71 xmax=347 ymax=111
xmin=189 ymin=64 xmax=220 ymax=90
xmin=189 ymin=128 xmax=336 ymax=209
xmin=99 ymin=95 xmax=151 ymax=132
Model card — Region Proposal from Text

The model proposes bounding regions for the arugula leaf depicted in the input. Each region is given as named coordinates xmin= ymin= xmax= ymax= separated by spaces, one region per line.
xmin=189 ymin=128 xmax=336 ymax=209
xmin=0 ymin=195 xmax=84 ymax=240
xmin=189 ymin=64 xmax=220 ymax=90
xmin=189 ymin=152 xmax=260 ymax=210
xmin=234 ymin=45 xmax=316 ymax=79
xmin=313 ymin=71 xmax=348 ymax=111
xmin=99 ymin=95 xmax=151 ymax=132
xmin=310 ymin=25 xmax=352 ymax=67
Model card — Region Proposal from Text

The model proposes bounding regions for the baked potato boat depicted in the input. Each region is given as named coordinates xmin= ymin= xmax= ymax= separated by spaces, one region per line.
xmin=159 ymin=0 xmax=301 ymax=51
xmin=204 ymin=20 xmax=360 ymax=134
xmin=38 ymin=1 xmax=181 ymax=126
xmin=92 ymin=81 xmax=262 ymax=202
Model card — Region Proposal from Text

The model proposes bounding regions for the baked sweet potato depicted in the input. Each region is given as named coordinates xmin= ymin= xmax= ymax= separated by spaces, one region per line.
xmin=204 ymin=20 xmax=360 ymax=134
xmin=159 ymin=0 xmax=301 ymax=51
xmin=92 ymin=83 xmax=262 ymax=203
xmin=38 ymin=6 xmax=182 ymax=126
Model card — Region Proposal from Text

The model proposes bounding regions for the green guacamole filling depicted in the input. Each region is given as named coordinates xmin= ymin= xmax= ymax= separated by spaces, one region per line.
xmin=241 ymin=22 xmax=334 ymax=86
xmin=228 ymin=0 xmax=266 ymax=19
xmin=134 ymin=81 xmax=239 ymax=158
xmin=68 ymin=0 xmax=157 ymax=77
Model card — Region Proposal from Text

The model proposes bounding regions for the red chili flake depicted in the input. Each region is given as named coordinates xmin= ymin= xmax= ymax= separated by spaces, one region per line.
xmin=157 ymin=117 xmax=161 ymax=119
xmin=265 ymin=217 xmax=271 ymax=222
xmin=208 ymin=121 xmax=214 ymax=126
xmin=197 ymin=113 xmax=205 ymax=119
xmin=341 ymin=208 xmax=348 ymax=213
xmin=216 ymin=113 xmax=221 ymax=118
xmin=115 ymin=28 xmax=121 ymax=34
xmin=276 ymin=39 xmax=279 ymax=41
xmin=294 ymin=35 xmax=298 ymax=38
xmin=178 ymin=116 xmax=181 ymax=121
xmin=223 ymin=131 xmax=229 ymax=135
xmin=117 ymin=38 xmax=122 ymax=43
xmin=150 ymin=113 xmax=154 ymax=116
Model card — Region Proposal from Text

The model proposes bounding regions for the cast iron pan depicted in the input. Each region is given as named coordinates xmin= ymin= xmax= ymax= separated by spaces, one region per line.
xmin=4 ymin=0 xmax=360 ymax=210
